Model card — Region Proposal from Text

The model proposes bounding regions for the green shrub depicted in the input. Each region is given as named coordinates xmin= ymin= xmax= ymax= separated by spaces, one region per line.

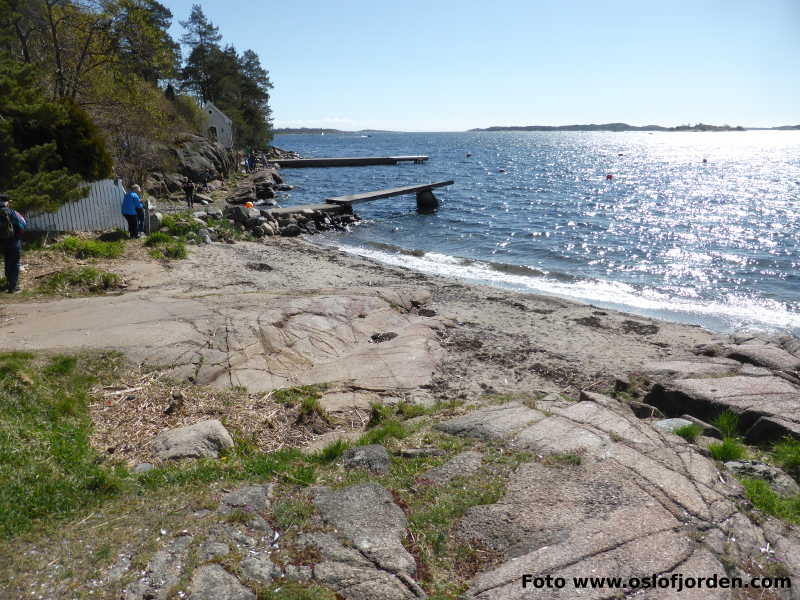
xmin=674 ymin=423 xmax=703 ymax=443
xmin=37 ymin=267 xmax=122 ymax=295
xmin=741 ymin=478 xmax=800 ymax=524
xmin=713 ymin=410 xmax=740 ymax=439
xmin=161 ymin=213 xmax=203 ymax=237
xmin=773 ymin=438 xmax=800 ymax=480
xmin=397 ymin=402 xmax=429 ymax=419
xmin=54 ymin=236 xmax=124 ymax=259
xmin=708 ymin=438 xmax=747 ymax=462
xmin=163 ymin=242 xmax=187 ymax=259
xmin=368 ymin=402 xmax=394 ymax=427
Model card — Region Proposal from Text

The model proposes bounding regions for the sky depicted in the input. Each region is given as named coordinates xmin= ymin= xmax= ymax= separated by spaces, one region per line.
xmin=165 ymin=0 xmax=800 ymax=131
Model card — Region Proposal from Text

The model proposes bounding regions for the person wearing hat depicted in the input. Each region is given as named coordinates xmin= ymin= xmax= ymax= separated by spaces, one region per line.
xmin=121 ymin=184 xmax=144 ymax=238
xmin=0 ymin=193 xmax=27 ymax=293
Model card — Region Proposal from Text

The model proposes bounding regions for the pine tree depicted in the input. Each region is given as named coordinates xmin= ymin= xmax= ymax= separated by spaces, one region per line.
xmin=0 ymin=52 xmax=112 ymax=214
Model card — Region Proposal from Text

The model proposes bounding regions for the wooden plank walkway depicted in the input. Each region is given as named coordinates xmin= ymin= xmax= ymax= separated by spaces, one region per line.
xmin=325 ymin=181 xmax=454 ymax=206
xmin=272 ymin=156 xmax=428 ymax=168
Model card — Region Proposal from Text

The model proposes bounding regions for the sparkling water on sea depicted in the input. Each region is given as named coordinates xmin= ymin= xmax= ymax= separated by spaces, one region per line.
xmin=272 ymin=131 xmax=800 ymax=335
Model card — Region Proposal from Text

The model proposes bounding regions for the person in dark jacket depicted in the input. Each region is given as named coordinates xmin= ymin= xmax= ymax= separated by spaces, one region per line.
xmin=121 ymin=184 xmax=144 ymax=238
xmin=0 ymin=193 xmax=27 ymax=293
xmin=182 ymin=179 xmax=196 ymax=209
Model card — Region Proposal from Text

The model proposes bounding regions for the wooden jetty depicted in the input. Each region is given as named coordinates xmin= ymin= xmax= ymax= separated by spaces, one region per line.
xmin=326 ymin=180 xmax=454 ymax=213
xmin=272 ymin=156 xmax=428 ymax=168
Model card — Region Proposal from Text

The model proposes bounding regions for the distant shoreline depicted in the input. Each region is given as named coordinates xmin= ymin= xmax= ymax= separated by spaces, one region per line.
xmin=274 ymin=123 xmax=800 ymax=135
xmin=469 ymin=122 xmax=800 ymax=132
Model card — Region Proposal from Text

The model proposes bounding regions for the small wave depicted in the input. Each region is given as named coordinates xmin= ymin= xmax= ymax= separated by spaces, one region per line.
xmin=332 ymin=241 xmax=800 ymax=335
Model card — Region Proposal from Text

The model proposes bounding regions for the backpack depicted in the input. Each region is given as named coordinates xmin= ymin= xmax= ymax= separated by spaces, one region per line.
xmin=0 ymin=208 xmax=15 ymax=241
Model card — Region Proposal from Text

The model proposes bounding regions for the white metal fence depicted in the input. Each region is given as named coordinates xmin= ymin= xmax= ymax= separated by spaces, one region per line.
xmin=25 ymin=179 xmax=128 ymax=232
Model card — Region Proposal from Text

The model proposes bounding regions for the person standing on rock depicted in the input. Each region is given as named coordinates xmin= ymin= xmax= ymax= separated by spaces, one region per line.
xmin=121 ymin=184 xmax=144 ymax=238
xmin=0 ymin=193 xmax=27 ymax=293
xmin=182 ymin=179 xmax=196 ymax=209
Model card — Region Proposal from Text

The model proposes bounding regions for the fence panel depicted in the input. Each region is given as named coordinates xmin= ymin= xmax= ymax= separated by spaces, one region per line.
xmin=26 ymin=179 xmax=128 ymax=232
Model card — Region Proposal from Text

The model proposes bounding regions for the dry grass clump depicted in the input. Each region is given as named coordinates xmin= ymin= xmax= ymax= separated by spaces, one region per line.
xmin=88 ymin=367 xmax=368 ymax=464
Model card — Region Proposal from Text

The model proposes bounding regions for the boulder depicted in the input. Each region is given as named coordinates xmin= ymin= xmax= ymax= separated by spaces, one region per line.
xmin=189 ymin=564 xmax=254 ymax=600
xmin=434 ymin=402 xmax=545 ymax=441
xmin=173 ymin=134 xmax=236 ymax=182
xmin=226 ymin=206 xmax=260 ymax=224
xmin=313 ymin=483 xmax=415 ymax=575
xmin=218 ymin=484 xmax=271 ymax=514
xmin=724 ymin=344 xmax=800 ymax=371
xmin=152 ymin=419 xmax=234 ymax=460
xmin=342 ymin=444 xmax=390 ymax=474
xmin=646 ymin=375 xmax=800 ymax=442
xmin=419 ymin=450 xmax=483 ymax=485
xmin=254 ymin=181 xmax=275 ymax=200
xmin=148 ymin=212 xmax=163 ymax=233
xmin=280 ymin=224 xmax=302 ymax=237
xmin=725 ymin=460 xmax=800 ymax=496
xmin=653 ymin=418 xmax=695 ymax=434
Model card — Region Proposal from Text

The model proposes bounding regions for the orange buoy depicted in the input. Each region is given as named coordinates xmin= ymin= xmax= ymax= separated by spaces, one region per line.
xmin=244 ymin=201 xmax=254 ymax=208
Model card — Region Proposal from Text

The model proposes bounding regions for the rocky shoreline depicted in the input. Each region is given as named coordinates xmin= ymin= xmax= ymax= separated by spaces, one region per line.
xmin=2 ymin=162 xmax=800 ymax=599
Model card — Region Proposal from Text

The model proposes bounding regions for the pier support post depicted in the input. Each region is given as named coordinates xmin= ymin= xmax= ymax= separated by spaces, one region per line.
xmin=416 ymin=190 xmax=439 ymax=213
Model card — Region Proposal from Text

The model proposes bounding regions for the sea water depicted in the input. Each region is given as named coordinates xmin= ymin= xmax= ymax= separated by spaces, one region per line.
xmin=272 ymin=131 xmax=800 ymax=336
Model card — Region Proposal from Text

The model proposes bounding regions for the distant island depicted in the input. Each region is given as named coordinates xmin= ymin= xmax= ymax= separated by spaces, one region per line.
xmin=274 ymin=124 xmax=800 ymax=135
xmin=470 ymin=122 xmax=800 ymax=132
xmin=273 ymin=128 xmax=394 ymax=135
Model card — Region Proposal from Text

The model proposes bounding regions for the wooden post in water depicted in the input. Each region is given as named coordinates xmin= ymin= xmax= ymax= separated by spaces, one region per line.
xmin=416 ymin=189 xmax=439 ymax=213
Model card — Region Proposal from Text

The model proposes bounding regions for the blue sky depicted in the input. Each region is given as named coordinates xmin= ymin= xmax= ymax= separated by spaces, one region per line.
xmin=166 ymin=0 xmax=800 ymax=131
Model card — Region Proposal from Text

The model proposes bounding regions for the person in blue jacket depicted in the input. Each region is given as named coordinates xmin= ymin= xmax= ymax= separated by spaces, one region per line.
xmin=0 ymin=193 xmax=27 ymax=293
xmin=121 ymin=184 xmax=143 ymax=238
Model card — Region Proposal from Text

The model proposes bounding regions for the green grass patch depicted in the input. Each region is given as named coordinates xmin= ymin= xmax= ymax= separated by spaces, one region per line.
xmin=36 ymin=267 xmax=122 ymax=295
xmin=148 ymin=241 xmax=187 ymax=260
xmin=741 ymin=478 xmax=800 ymax=524
xmin=674 ymin=423 xmax=703 ymax=443
xmin=161 ymin=213 xmax=204 ymax=237
xmin=223 ymin=509 xmax=254 ymax=525
xmin=308 ymin=439 xmax=351 ymax=464
xmin=772 ymin=438 xmax=800 ymax=480
xmin=542 ymin=451 xmax=583 ymax=467
xmin=397 ymin=402 xmax=430 ymax=419
xmin=53 ymin=236 xmax=125 ymax=259
xmin=708 ymin=437 xmax=747 ymax=462
xmin=137 ymin=447 xmax=304 ymax=490
xmin=272 ymin=498 xmax=316 ymax=531
xmin=357 ymin=420 xmax=408 ymax=446
xmin=272 ymin=385 xmax=325 ymax=406
xmin=713 ymin=410 xmax=740 ymax=438
xmin=406 ymin=470 xmax=506 ymax=595
xmin=144 ymin=231 xmax=173 ymax=246
xmin=0 ymin=351 xmax=128 ymax=539
xmin=368 ymin=402 xmax=394 ymax=426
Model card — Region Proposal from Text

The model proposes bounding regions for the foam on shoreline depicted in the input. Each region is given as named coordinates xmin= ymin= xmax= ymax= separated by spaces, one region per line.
xmin=316 ymin=237 xmax=800 ymax=336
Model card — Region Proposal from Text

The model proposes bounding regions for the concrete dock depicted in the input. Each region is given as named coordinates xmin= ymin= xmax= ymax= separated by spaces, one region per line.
xmin=272 ymin=156 xmax=428 ymax=168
